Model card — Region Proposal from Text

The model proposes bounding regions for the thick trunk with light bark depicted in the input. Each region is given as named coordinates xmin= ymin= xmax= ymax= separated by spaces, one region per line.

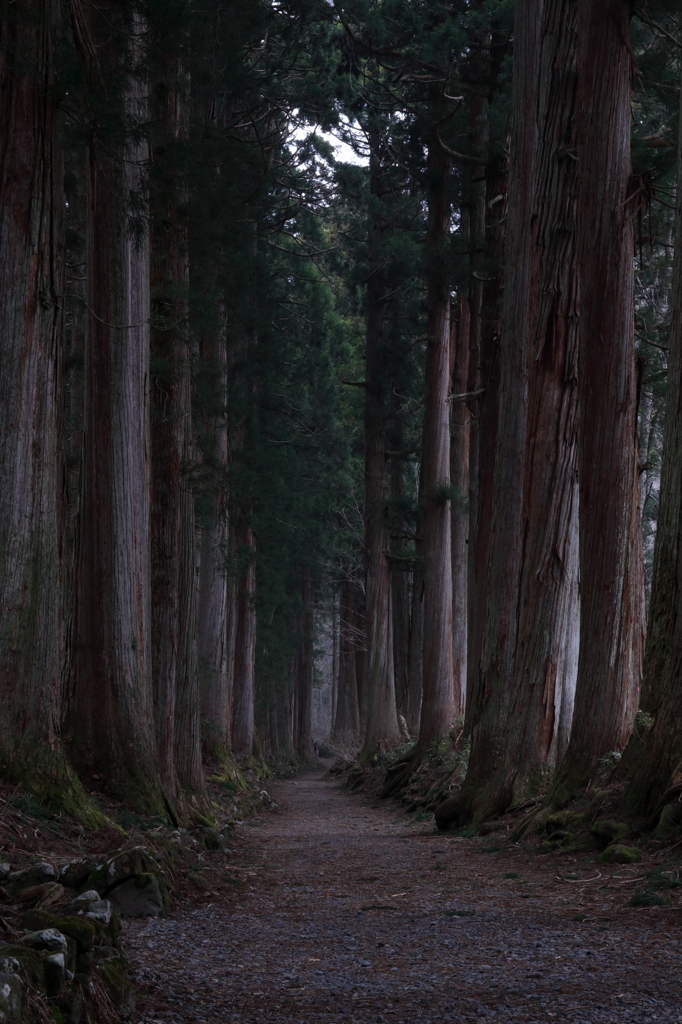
xmin=440 ymin=0 xmax=580 ymax=827
xmin=419 ymin=87 xmax=455 ymax=747
xmin=619 ymin=73 xmax=682 ymax=820
xmin=361 ymin=146 xmax=400 ymax=757
xmin=71 ymin=6 xmax=163 ymax=811
xmin=554 ymin=0 xmax=642 ymax=797
xmin=149 ymin=54 xmax=203 ymax=803
xmin=0 ymin=0 xmax=94 ymax=819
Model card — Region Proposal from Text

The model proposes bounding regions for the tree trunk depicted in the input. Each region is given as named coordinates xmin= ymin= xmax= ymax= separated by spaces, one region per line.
xmin=465 ymin=74 xmax=505 ymax=732
xmin=418 ymin=86 xmax=455 ymax=747
xmin=554 ymin=0 xmax=642 ymax=797
xmin=332 ymin=578 xmax=361 ymax=744
xmin=619 ymin=70 xmax=682 ymax=819
xmin=231 ymin=526 xmax=256 ymax=756
xmin=390 ymin=423 xmax=411 ymax=719
xmin=404 ymin=460 xmax=425 ymax=736
xmin=361 ymin=144 xmax=400 ymax=757
xmin=0 ymin=0 xmax=93 ymax=819
xmin=450 ymin=302 xmax=470 ymax=724
xmin=197 ymin=333 xmax=231 ymax=760
xmin=440 ymin=0 xmax=580 ymax=827
xmin=295 ymin=568 xmax=315 ymax=761
xmin=71 ymin=5 xmax=164 ymax=811
xmin=149 ymin=52 xmax=203 ymax=803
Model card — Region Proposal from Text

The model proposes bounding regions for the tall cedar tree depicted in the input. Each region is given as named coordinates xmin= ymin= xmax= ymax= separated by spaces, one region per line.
xmin=0 ymin=0 xmax=96 ymax=821
xmin=438 ymin=0 xmax=580 ymax=827
xmin=553 ymin=0 xmax=644 ymax=800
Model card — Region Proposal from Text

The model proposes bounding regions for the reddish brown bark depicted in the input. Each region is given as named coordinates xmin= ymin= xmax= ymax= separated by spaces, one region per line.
xmin=231 ymin=526 xmax=256 ymax=756
xmin=0 ymin=0 xmax=93 ymax=817
xmin=361 ymin=144 xmax=400 ymax=757
xmin=418 ymin=86 xmax=455 ymax=747
xmin=618 ymin=71 xmax=682 ymax=819
xmin=71 ymin=6 xmax=163 ymax=811
xmin=438 ymin=0 xmax=581 ymax=825
xmin=554 ymin=0 xmax=643 ymax=796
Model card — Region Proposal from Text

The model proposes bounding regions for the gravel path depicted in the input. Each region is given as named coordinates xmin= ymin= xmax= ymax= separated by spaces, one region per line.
xmin=126 ymin=768 xmax=682 ymax=1023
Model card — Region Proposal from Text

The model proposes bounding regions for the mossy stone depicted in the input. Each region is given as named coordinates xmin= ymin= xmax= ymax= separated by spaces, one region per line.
xmin=21 ymin=911 xmax=96 ymax=952
xmin=98 ymin=957 xmax=135 ymax=1013
xmin=0 ymin=945 xmax=45 ymax=989
xmin=600 ymin=844 xmax=641 ymax=864
xmin=590 ymin=819 xmax=629 ymax=848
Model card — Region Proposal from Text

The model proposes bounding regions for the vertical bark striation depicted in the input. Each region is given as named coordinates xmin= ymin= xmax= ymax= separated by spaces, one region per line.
xmin=619 ymin=70 xmax=682 ymax=817
xmin=0 ymin=0 xmax=89 ymax=814
xmin=361 ymin=145 xmax=400 ymax=756
xmin=231 ymin=526 xmax=256 ymax=756
xmin=440 ymin=0 xmax=580 ymax=825
xmin=150 ymin=55 xmax=203 ymax=803
xmin=450 ymin=304 xmax=470 ymax=724
xmin=72 ymin=6 xmax=162 ymax=810
xmin=419 ymin=86 xmax=455 ymax=747
xmin=556 ymin=0 xmax=642 ymax=793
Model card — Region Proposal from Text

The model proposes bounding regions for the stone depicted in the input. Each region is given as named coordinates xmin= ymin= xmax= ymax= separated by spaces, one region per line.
xmin=20 ymin=929 xmax=68 ymax=953
xmin=0 ymin=962 xmax=18 ymax=976
xmin=59 ymin=859 xmax=93 ymax=889
xmin=600 ymin=844 xmax=641 ymax=864
xmin=44 ymin=952 xmax=66 ymax=996
xmin=85 ymin=900 xmax=112 ymax=925
xmin=64 ymin=890 xmax=100 ymax=912
xmin=107 ymin=874 xmax=163 ymax=918
xmin=16 ymin=882 xmax=64 ymax=908
xmin=22 ymin=911 xmax=96 ymax=953
xmin=59 ymin=986 xmax=83 ymax=1024
xmin=87 ymin=847 xmax=157 ymax=893
xmin=32 ymin=863 xmax=57 ymax=883
xmin=0 ymin=972 xmax=22 ymax=1023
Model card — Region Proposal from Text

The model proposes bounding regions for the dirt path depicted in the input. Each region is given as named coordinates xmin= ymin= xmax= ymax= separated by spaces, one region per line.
xmin=126 ymin=768 xmax=682 ymax=1023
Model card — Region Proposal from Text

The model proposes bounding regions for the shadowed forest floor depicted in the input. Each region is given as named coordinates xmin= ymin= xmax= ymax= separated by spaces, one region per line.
xmin=126 ymin=767 xmax=682 ymax=1023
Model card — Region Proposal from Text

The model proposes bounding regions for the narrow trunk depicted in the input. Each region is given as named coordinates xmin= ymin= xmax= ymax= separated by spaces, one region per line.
xmin=555 ymin=0 xmax=642 ymax=796
xmin=72 ymin=6 xmax=163 ymax=811
xmin=295 ymin=568 xmax=315 ymax=761
xmin=197 ymin=335 xmax=231 ymax=759
xmin=332 ymin=578 xmax=362 ymax=744
xmin=440 ymin=0 xmax=580 ymax=826
xmin=466 ymin=116 xmax=505 ymax=731
xmin=619 ymin=71 xmax=682 ymax=819
xmin=450 ymin=302 xmax=470 ymax=724
xmin=149 ymin=53 xmax=203 ymax=802
xmin=231 ymin=527 xmax=257 ymax=756
xmin=390 ymin=411 xmax=411 ymax=718
xmin=419 ymin=86 xmax=455 ymax=747
xmin=0 ymin=0 xmax=92 ymax=818
xmin=361 ymin=145 xmax=400 ymax=756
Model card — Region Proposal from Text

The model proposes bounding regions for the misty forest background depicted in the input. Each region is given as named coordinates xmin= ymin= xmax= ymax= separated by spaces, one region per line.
xmin=3 ymin=0 xmax=682 ymax=833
